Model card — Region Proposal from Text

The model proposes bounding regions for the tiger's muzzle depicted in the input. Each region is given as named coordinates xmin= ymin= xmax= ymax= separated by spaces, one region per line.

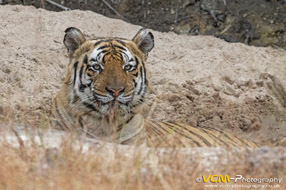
xmin=93 ymin=87 xmax=134 ymax=111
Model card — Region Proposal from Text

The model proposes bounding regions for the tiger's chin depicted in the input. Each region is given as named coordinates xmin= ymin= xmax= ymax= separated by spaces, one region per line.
xmin=97 ymin=100 xmax=131 ymax=117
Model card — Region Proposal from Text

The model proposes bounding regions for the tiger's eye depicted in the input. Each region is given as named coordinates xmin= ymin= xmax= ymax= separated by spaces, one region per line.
xmin=124 ymin=65 xmax=132 ymax=71
xmin=93 ymin=64 xmax=101 ymax=71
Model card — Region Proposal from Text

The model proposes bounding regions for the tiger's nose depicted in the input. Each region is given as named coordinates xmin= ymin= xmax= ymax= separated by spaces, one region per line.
xmin=105 ymin=87 xmax=125 ymax=97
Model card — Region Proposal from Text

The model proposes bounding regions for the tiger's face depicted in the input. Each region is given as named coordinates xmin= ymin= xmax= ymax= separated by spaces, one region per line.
xmin=63 ymin=27 xmax=154 ymax=116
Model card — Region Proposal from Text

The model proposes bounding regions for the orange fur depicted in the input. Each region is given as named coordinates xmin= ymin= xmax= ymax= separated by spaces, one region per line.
xmin=50 ymin=27 xmax=258 ymax=148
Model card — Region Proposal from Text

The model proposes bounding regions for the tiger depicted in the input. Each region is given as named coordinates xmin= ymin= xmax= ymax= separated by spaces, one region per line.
xmin=50 ymin=27 xmax=258 ymax=148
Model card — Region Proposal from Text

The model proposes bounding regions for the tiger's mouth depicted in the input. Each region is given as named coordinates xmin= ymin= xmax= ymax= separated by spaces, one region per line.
xmin=92 ymin=92 xmax=134 ymax=114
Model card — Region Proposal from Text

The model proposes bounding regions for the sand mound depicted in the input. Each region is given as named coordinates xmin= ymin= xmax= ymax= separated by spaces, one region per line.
xmin=0 ymin=5 xmax=286 ymax=145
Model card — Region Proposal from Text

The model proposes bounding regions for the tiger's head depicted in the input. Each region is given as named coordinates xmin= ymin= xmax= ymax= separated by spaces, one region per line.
xmin=63 ymin=27 xmax=154 ymax=116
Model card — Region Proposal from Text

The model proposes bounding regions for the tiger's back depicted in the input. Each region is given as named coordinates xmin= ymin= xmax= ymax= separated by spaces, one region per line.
xmin=144 ymin=120 xmax=258 ymax=148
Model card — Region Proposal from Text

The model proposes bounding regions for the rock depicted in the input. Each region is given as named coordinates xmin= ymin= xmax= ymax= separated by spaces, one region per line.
xmin=174 ymin=23 xmax=191 ymax=34
xmin=188 ymin=85 xmax=201 ymax=95
xmin=223 ymin=75 xmax=235 ymax=85
xmin=182 ymin=0 xmax=196 ymax=8
xmin=167 ymin=94 xmax=182 ymax=102
xmin=236 ymin=77 xmax=249 ymax=87
xmin=247 ymin=79 xmax=257 ymax=89
xmin=212 ymin=92 xmax=221 ymax=101
xmin=212 ymin=81 xmax=222 ymax=91
xmin=240 ymin=117 xmax=261 ymax=132
xmin=2 ymin=67 xmax=11 ymax=74
xmin=170 ymin=8 xmax=175 ymax=15
xmin=224 ymin=84 xmax=240 ymax=97
xmin=200 ymin=0 xmax=226 ymax=12
xmin=213 ymin=115 xmax=221 ymax=123
xmin=239 ymin=117 xmax=252 ymax=132
xmin=256 ymin=80 xmax=264 ymax=87
xmin=186 ymin=95 xmax=195 ymax=102
xmin=183 ymin=81 xmax=201 ymax=95
xmin=217 ymin=13 xmax=226 ymax=22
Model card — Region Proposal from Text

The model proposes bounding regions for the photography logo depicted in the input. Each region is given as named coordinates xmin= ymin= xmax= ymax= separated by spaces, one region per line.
xmin=196 ymin=175 xmax=282 ymax=184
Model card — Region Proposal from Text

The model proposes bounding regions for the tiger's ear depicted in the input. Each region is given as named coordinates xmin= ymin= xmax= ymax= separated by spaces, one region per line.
xmin=132 ymin=28 xmax=154 ymax=54
xmin=63 ymin=27 xmax=86 ymax=55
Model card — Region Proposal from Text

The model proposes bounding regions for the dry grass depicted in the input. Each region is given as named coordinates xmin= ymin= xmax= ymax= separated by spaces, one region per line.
xmin=0 ymin=108 xmax=285 ymax=190
xmin=0 ymin=142 xmax=284 ymax=190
